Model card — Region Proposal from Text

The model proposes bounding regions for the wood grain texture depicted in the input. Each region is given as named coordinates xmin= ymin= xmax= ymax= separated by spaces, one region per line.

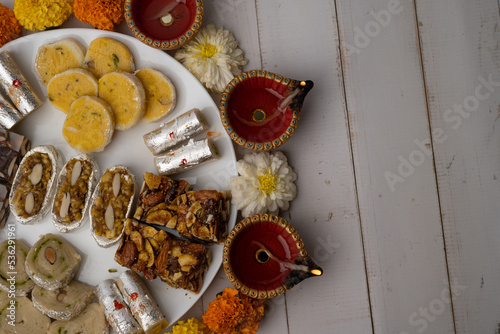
xmin=415 ymin=0 xmax=500 ymax=332
xmin=335 ymin=0 xmax=455 ymax=333
xmin=254 ymin=0 xmax=373 ymax=333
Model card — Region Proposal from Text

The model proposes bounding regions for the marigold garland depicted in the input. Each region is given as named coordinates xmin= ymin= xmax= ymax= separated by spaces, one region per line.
xmin=14 ymin=0 xmax=73 ymax=31
xmin=73 ymin=0 xmax=125 ymax=31
xmin=202 ymin=287 xmax=265 ymax=334
xmin=168 ymin=318 xmax=214 ymax=334
xmin=0 ymin=4 xmax=21 ymax=47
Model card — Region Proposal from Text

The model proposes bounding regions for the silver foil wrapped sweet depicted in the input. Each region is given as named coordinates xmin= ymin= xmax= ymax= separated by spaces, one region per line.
xmin=96 ymin=279 xmax=144 ymax=334
xmin=51 ymin=154 xmax=99 ymax=233
xmin=89 ymin=165 xmax=136 ymax=248
xmin=143 ymin=108 xmax=208 ymax=155
xmin=154 ymin=138 xmax=219 ymax=175
xmin=0 ymin=51 xmax=42 ymax=116
xmin=9 ymin=145 xmax=62 ymax=224
xmin=0 ymin=93 xmax=22 ymax=130
xmin=117 ymin=270 xmax=168 ymax=334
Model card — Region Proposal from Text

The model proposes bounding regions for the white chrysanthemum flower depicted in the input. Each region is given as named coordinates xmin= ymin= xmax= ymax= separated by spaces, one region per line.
xmin=174 ymin=23 xmax=248 ymax=94
xmin=228 ymin=151 xmax=297 ymax=218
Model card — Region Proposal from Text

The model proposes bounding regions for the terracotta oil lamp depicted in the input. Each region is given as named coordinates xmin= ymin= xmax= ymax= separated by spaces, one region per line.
xmin=223 ymin=214 xmax=323 ymax=299
xmin=220 ymin=70 xmax=313 ymax=151
xmin=124 ymin=0 xmax=203 ymax=50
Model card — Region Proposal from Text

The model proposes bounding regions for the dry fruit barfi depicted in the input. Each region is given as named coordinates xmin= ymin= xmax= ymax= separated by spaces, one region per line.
xmin=52 ymin=155 xmax=99 ymax=233
xmin=0 ymin=239 xmax=34 ymax=296
xmin=168 ymin=190 xmax=231 ymax=244
xmin=135 ymin=68 xmax=176 ymax=123
xmin=133 ymin=172 xmax=191 ymax=226
xmin=32 ymin=280 xmax=94 ymax=320
xmin=115 ymin=219 xmax=211 ymax=293
xmin=25 ymin=233 xmax=81 ymax=291
xmin=90 ymin=166 xmax=135 ymax=247
xmin=47 ymin=303 xmax=109 ymax=334
xmin=35 ymin=38 xmax=86 ymax=86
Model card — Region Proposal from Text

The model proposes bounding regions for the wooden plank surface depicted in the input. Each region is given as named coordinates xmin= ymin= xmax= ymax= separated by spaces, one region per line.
xmin=334 ymin=0 xmax=455 ymax=333
xmin=253 ymin=0 xmax=373 ymax=333
xmin=415 ymin=0 xmax=500 ymax=332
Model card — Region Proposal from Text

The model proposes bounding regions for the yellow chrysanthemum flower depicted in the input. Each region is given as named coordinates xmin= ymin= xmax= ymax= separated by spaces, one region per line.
xmin=14 ymin=0 xmax=72 ymax=31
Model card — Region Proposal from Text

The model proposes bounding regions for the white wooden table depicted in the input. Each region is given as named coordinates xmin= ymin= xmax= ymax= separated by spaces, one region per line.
xmin=3 ymin=0 xmax=499 ymax=333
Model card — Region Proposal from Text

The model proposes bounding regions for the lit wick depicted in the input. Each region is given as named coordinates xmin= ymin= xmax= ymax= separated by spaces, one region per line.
xmin=310 ymin=269 xmax=323 ymax=276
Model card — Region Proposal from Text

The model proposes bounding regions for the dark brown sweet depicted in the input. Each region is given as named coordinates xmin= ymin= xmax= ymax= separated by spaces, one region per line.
xmin=133 ymin=172 xmax=191 ymax=224
xmin=0 ymin=129 xmax=31 ymax=184
xmin=168 ymin=190 xmax=231 ymax=244
xmin=115 ymin=219 xmax=210 ymax=293
xmin=0 ymin=181 xmax=10 ymax=228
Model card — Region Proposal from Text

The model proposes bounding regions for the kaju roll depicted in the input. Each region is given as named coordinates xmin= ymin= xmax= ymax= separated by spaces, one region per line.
xmin=143 ymin=108 xmax=208 ymax=155
xmin=154 ymin=138 xmax=219 ymax=175
xmin=0 ymin=51 xmax=42 ymax=116
xmin=0 ymin=92 xmax=22 ymax=129
xmin=117 ymin=270 xmax=168 ymax=334
xmin=96 ymin=279 xmax=144 ymax=334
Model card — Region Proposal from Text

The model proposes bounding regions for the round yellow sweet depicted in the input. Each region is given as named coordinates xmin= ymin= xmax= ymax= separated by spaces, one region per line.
xmin=83 ymin=37 xmax=135 ymax=78
xmin=35 ymin=38 xmax=86 ymax=86
xmin=47 ymin=69 xmax=98 ymax=113
xmin=135 ymin=68 xmax=177 ymax=123
xmin=98 ymin=71 xmax=146 ymax=130
xmin=63 ymin=96 xmax=115 ymax=153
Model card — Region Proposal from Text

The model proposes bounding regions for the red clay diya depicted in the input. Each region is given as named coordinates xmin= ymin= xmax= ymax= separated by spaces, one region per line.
xmin=124 ymin=0 xmax=203 ymax=50
xmin=223 ymin=214 xmax=323 ymax=299
xmin=220 ymin=70 xmax=313 ymax=151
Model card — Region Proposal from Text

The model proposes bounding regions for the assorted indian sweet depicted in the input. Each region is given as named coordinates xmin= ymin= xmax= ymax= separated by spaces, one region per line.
xmin=133 ymin=172 xmax=191 ymax=225
xmin=83 ymin=37 xmax=135 ymax=78
xmin=0 ymin=239 xmax=35 ymax=296
xmin=47 ymin=68 xmax=99 ymax=113
xmin=115 ymin=219 xmax=211 ymax=293
xmin=47 ymin=302 xmax=109 ymax=334
xmin=25 ymin=233 xmax=82 ymax=291
xmin=117 ymin=270 xmax=169 ymax=333
xmin=0 ymin=182 xmax=9 ymax=229
xmin=135 ymin=68 xmax=177 ymax=123
xmin=98 ymin=71 xmax=146 ymax=130
xmin=90 ymin=166 xmax=136 ymax=247
xmin=10 ymin=145 xmax=60 ymax=224
xmin=35 ymin=38 xmax=86 ymax=86
xmin=0 ymin=129 xmax=31 ymax=184
xmin=96 ymin=279 xmax=143 ymax=334
xmin=51 ymin=155 xmax=98 ymax=232
xmin=0 ymin=294 xmax=51 ymax=334
xmin=62 ymin=96 xmax=115 ymax=153
xmin=133 ymin=172 xmax=230 ymax=244
xmin=31 ymin=280 xmax=95 ymax=320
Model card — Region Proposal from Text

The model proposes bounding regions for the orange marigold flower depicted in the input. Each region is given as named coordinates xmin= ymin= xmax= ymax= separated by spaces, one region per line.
xmin=202 ymin=287 xmax=265 ymax=334
xmin=73 ymin=0 xmax=125 ymax=31
xmin=14 ymin=0 xmax=72 ymax=31
xmin=0 ymin=4 xmax=21 ymax=47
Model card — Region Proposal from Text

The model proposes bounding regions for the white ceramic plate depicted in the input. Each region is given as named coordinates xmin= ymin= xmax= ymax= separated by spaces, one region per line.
xmin=0 ymin=28 xmax=237 ymax=330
